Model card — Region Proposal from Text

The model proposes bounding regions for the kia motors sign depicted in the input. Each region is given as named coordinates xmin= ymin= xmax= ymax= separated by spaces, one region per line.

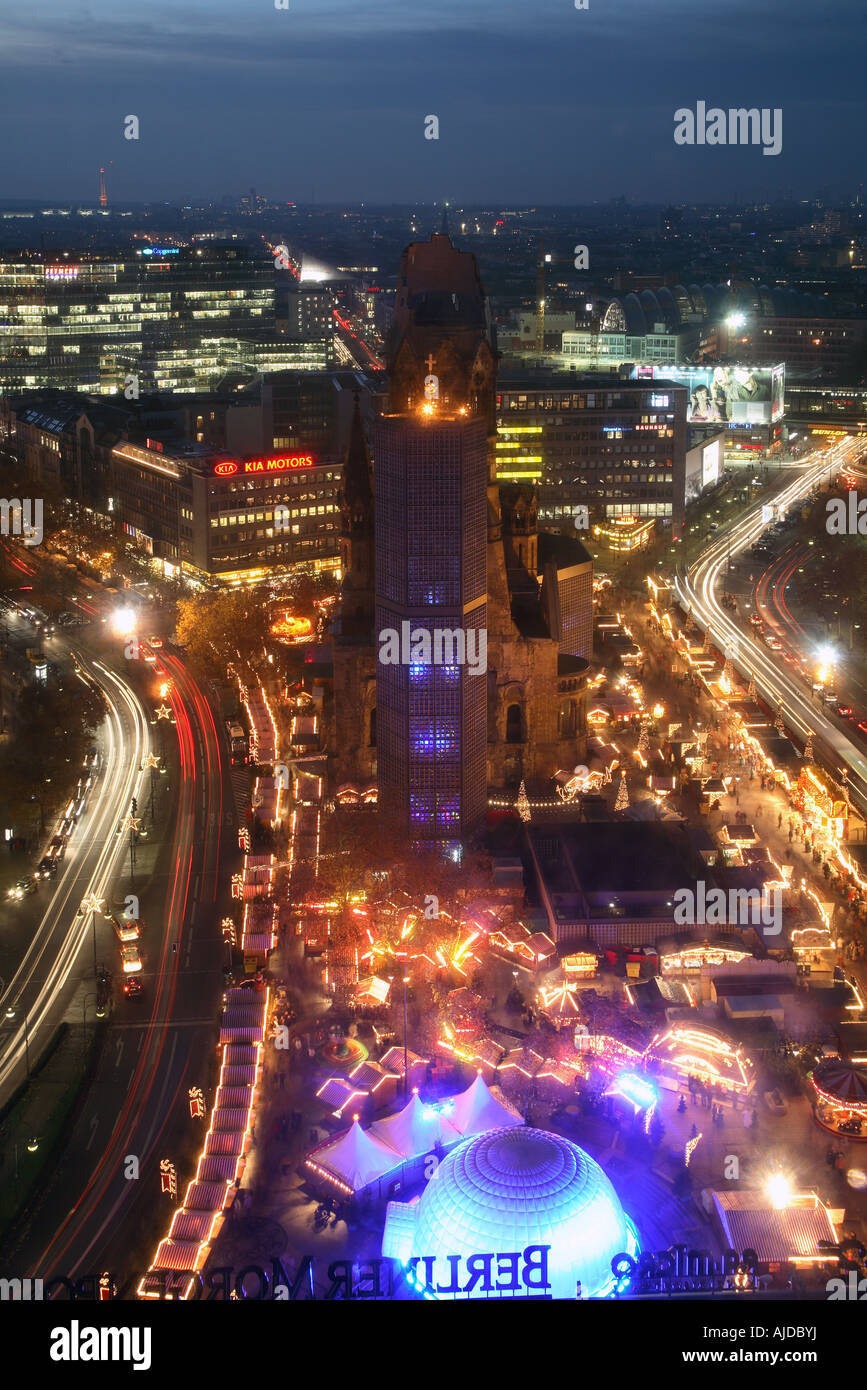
xmin=242 ymin=454 xmax=315 ymax=473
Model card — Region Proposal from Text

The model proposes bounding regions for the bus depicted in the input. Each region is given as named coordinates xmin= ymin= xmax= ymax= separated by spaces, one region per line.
xmin=226 ymin=721 xmax=249 ymax=766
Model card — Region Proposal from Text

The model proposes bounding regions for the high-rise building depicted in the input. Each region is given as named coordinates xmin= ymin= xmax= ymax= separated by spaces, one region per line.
xmin=496 ymin=373 xmax=688 ymax=531
xmin=0 ymin=245 xmax=278 ymax=396
xmin=373 ymin=232 xmax=496 ymax=851
xmin=375 ymin=411 xmax=489 ymax=853
xmin=331 ymin=233 xmax=592 ymax=848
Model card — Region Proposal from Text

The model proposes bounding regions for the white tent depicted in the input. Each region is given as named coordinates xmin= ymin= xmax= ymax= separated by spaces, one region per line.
xmin=369 ymin=1092 xmax=461 ymax=1157
xmin=450 ymin=1073 xmax=523 ymax=1139
xmin=313 ymin=1118 xmax=399 ymax=1193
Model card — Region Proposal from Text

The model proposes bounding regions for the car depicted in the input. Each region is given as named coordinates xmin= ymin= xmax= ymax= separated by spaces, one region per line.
xmin=153 ymin=662 xmax=167 ymax=678
xmin=837 ymin=704 xmax=854 ymax=718
xmin=113 ymin=917 xmax=141 ymax=943
xmin=143 ymin=649 xmax=157 ymax=664
xmin=858 ymin=721 xmax=867 ymax=738
xmin=148 ymin=636 xmax=163 ymax=648
xmin=823 ymin=691 xmax=838 ymax=705
xmin=48 ymin=834 xmax=66 ymax=860
xmin=8 ymin=876 xmax=37 ymax=900
xmin=121 ymin=945 xmax=142 ymax=974
xmin=123 ymin=977 xmax=144 ymax=998
xmin=36 ymin=856 xmax=57 ymax=879
xmin=59 ymin=817 xmax=74 ymax=840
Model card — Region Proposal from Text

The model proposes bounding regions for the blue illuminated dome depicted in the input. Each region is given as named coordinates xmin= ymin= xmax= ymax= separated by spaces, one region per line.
xmin=382 ymin=1126 xmax=630 ymax=1298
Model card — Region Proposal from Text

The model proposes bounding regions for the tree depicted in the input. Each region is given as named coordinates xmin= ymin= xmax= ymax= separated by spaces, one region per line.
xmin=648 ymin=1110 xmax=666 ymax=1148
xmin=175 ymin=590 xmax=271 ymax=683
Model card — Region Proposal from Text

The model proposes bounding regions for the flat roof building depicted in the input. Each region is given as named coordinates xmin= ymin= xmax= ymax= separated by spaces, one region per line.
xmin=111 ymin=439 xmax=340 ymax=583
xmin=496 ymin=373 xmax=688 ymax=532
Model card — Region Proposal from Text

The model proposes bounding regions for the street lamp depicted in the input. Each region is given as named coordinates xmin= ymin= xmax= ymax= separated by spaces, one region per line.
xmin=4 ymin=1003 xmax=30 ymax=1078
xmin=122 ymin=810 xmax=142 ymax=884
xmin=142 ymin=751 xmax=160 ymax=822
xmin=11 ymin=1132 xmax=39 ymax=1182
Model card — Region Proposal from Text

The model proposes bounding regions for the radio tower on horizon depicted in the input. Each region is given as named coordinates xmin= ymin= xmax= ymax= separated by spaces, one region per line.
xmin=99 ymin=166 xmax=107 ymax=208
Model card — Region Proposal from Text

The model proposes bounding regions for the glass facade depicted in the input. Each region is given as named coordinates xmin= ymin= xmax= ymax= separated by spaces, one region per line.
xmin=0 ymin=246 xmax=286 ymax=396
xmin=375 ymin=415 xmax=488 ymax=848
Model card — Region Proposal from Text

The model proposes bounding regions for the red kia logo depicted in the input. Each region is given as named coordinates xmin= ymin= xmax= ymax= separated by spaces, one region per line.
xmin=214 ymin=462 xmax=238 ymax=476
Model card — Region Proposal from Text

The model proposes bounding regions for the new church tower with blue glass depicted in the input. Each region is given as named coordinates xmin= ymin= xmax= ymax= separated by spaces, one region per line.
xmin=374 ymin=228 xmax=498 ymax=853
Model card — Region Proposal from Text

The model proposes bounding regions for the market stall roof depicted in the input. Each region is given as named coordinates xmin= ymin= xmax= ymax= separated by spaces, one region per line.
xmin=711 ymin=1190 xmax=837 ymax=1263
xmin=369 ymin=1091 xmax=461 ymax=1156
xmin=313 ymin=1118 xmax=400 ymax=1193
xmin=449 ymin=1073 xmax=523 ymax=1138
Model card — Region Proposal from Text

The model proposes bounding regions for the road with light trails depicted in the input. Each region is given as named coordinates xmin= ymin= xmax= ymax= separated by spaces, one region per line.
xmin=0 ymin=649 xmax=151 ymax=1101
xmin=676 ymin=434 xmax=867 ymax=816
xmin=11 ymin=641 xmax=236 ymax=1292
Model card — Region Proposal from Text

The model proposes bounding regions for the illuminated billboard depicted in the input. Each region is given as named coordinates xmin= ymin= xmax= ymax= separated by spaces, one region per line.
xmin=633 ymin=364 xmax=785 ymax=426
xmin=702 ymin=439 xmax=720 ymax=488
xmin=212 ymin=454 xmax=315 ymax=477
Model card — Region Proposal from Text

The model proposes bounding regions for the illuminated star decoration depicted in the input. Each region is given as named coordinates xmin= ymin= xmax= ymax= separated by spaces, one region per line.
xmin=142 ymin=752 xmax=161 ymax=770
xmin=80 ymin=893 xmax=104 ymax=917
xmin=154 ymin=703 xmax=172 ymax=721
xmin=122 ymin=814 xmax=142 ymax=834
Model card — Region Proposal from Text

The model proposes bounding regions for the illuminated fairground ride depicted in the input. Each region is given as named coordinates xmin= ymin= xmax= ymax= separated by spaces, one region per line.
xmin=647 ymin=1024 xmax=756 ymax=1095
xmin=270 ymin=609 xmax=314 ymax=644
xmin=810 ymin=1059 xmax=867 ymax=1141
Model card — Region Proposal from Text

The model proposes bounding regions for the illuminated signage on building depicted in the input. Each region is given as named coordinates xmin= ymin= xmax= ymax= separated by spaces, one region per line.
xmin=142 ymin=248 xmax=180 ymax=257
xmin=702 ymin=439 xmax=720 ymax=488
xmin=211 ymin=455 xmax=315 ymax=477
xmin=44 ymin=266 xmax=79 ymax=280
xmin=242 ymin=454 xmax=315 ymax=474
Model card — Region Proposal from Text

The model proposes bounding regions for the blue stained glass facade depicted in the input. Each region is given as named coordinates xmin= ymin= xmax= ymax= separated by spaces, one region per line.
xmin=375 ymin=415 xmax=488 ymax=849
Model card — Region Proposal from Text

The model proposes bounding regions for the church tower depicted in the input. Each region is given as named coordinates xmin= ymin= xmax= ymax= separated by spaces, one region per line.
xmin=336 ymin=395 xmax=375 ymax=643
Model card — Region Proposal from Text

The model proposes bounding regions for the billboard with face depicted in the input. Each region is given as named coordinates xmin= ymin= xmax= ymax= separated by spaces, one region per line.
xmin=633 ymin=364 xmax=785 ymax=425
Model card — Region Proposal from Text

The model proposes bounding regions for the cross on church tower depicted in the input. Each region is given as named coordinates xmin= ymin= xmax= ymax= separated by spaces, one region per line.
xmin=423 ymin=348 xmax=440 ymax=403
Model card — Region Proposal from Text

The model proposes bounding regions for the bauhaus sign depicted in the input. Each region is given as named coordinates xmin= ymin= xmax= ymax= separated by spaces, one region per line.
xmin=212 ymin=455 xmax=315 ymax=477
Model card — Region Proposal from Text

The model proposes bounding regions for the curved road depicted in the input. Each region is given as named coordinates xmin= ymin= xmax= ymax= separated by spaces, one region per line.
xmin=676 ymin=436 xmax=867 ymax=816
xmin=15 ymin=645 xmax=234 ymax=1289
xmin=0 ymin=650 xmax=150 ymax=1097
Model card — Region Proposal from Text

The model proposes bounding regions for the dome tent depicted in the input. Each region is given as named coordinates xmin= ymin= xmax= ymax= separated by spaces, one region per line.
xmin=382 ymin=1126 xmax=630 ymax=1298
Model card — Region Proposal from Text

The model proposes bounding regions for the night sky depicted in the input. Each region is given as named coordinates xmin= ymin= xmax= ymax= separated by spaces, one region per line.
xmin=0 ymin=0 xmax=864 ymax=204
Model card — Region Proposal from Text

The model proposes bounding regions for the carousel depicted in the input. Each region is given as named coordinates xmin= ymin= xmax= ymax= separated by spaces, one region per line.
xmin=810 ymin=1059 xmax=867 ymax=1141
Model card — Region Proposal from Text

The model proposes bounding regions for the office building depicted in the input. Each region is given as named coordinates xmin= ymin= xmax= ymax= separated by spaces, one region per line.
xmin=110 ymin=438 xmax=340 ymax=583
xmin=496 ymin=374 xmax=688 ymax=530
